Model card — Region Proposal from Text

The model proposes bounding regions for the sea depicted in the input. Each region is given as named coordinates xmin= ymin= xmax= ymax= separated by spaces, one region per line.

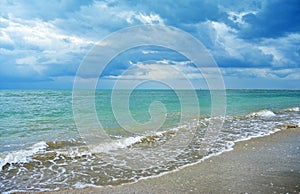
xmin=0 ymin=89 xmax=299 ymax=193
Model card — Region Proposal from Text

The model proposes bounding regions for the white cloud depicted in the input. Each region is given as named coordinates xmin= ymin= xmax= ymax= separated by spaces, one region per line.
xmin=102 ymin=60 xmax=227 ymax=89
xmin=135 ymin=13 xmax=164 ymax=25
xmin=192 ymin=20 xmax=300 ymax=70
xmin=16 ymin=56 xmax=36 ymax=65
xmin=142 ymin=50 xmax=159 ymax=54
xmin=209 ymin=21 xmax=244 ymax=59
xmin=117 ymin=11 xmax=137 ymax=24
xmin=0 ymin=31 xmax=13 ymax=45
xmin=227 ymin=11 xmax=257 ymax=25
xmin=193 ymin=20 xmax=248 ymax=60
xmin=1 ymin=0 xmax=298 ymax=89
xmin=222 ymin=67 xmax=300 ymax=80
xmin=105 ymin=60 xmax=224 ymax=81
xmin=2 ymin=16 xmax=92 ymax=50
xmin=259 ymin=33 xmax=300 ymax=67
xmin=16 ymin=56 xmax=46 ymax=74
xmin=0 ymin=15 xmax=94 ymax=77
xmin=48 ymin=1 xmax=165 ymax=40
xmin=259 ymin=46 xmax=283 ymax=64
xmin=107 ymin=61 xmax=184 ymax=80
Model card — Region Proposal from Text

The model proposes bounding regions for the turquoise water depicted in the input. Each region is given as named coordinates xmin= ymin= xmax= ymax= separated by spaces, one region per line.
xmin=0 ymin=90 xmax=299 ymax=192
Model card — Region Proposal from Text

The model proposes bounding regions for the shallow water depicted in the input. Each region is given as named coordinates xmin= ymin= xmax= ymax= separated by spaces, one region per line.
xmin=0 ymin=90 xmax=299 ymax=192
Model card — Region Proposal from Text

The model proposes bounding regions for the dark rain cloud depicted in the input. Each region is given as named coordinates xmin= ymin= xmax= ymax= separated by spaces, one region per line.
xmin=240 ymin=0 xmax=300 ymax=39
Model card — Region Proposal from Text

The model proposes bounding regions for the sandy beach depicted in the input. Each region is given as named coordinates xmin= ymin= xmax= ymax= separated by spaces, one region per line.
xmin=41 ymin=127 xmax=300 ymax=194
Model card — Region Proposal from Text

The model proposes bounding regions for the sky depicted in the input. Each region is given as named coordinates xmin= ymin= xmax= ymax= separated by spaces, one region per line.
xmin=0 ymin=0 xmax=299 ymax=89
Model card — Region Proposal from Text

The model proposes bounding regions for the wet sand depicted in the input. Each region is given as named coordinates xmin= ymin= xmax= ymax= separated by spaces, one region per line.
xmin=44 ymin=128 xmax=300 ymax=194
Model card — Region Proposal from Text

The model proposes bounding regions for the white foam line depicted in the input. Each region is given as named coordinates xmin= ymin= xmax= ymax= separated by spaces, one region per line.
xmin=89 ymin=125 xmax=188 ymax=153
xmin=48 ymin=126 xmax=286 ymax=192
xmin=3 ymin=127 xmax=287 ymax=193
xmin=3 ymin=105 xmax=296 ymax=192
xmin=283 ymin=107 xmax=300 ymax=112
xmin=88 ymin=127 xmax=284 ymax=189
xmin=0 ymin=141 xmax=48 ymax=171
xmin=234 ymin=128 xmax=281 ymax=143
xmin=2 ymin=186 xmax=60 ymax=194
xmin=2 ymin=189 xmax=28 ymax=194
xmin=73 ymin=182 xmax=103 ymax=189
xmin=247 ymin=109 xmax=276 ymax=117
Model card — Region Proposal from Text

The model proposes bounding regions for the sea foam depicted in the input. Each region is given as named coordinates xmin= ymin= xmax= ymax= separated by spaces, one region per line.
xmin=284 ymin=107 xmax=300 ymax=112
xmin=0 ymin=141 xmax=47 ymax=171
xmin=248 ymin=109 xmax=276 ymax=117
xmin=90 ymin=136 xmax=144 ymax=153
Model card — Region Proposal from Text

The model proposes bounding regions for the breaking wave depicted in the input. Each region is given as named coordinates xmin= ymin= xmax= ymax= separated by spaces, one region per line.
xmin=1 ymin=106 xmax=299 ymax=193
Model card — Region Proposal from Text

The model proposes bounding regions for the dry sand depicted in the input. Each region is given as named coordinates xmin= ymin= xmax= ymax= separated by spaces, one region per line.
xmin=43 ymin=128 xmax=300 ymax=194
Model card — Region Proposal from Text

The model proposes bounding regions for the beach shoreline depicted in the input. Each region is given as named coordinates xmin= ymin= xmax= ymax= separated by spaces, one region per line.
xmin=39 ymin=127 xmax=300 ymax=194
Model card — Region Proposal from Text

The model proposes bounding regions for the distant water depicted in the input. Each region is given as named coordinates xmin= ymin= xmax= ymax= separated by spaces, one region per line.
xmin=0 ymin=90 xmax=299 ymax=192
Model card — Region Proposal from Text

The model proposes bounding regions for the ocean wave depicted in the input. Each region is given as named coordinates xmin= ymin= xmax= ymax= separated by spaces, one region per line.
xmin=0 ymin=141 xmax=47 ymax=171
xmin=89 ymin=136 xmax=144 ymax=153
xmin=283 ymin=107 xmax=300 ymax=112
xmin=1 ymin=105 xmax=299 ymax=192
xmin=247 ymin=109 xmax=276 ymax=117
xmin=0 ymin=140 xmax=89 ymax=171
xmin=89 ymin=126 xmax=183 ymax=153
xmin=45 ymin=140 xmax=82 ymax=149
